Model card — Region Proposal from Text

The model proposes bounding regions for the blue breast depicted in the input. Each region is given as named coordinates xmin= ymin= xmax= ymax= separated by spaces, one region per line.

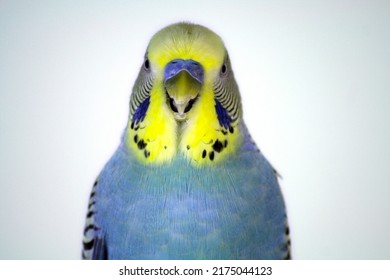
xmin=94 ymin=126 xmax=287 ymax=259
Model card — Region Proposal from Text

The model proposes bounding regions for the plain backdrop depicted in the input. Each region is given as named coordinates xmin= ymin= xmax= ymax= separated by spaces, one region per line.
xmin=1 ymin=0 xmax=389 ymax=259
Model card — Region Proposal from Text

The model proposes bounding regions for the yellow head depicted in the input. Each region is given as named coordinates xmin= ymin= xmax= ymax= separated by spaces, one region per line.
xmin=125 ymin=22 xmax=242 ymax=165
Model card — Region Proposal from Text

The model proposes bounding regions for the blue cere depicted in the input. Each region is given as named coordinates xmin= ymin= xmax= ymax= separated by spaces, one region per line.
xmin=164 ymin=59 xmax=204 ymax=84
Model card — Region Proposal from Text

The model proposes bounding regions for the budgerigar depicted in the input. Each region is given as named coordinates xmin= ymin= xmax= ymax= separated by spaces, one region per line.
xmin=82 ymin=22 xmax=290 ymax=260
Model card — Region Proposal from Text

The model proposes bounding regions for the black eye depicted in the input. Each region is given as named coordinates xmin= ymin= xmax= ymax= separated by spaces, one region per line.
xmin=144 ymin=59 xmax=150 ymax=70
xmin=221 ymin=63 xmax=227 ymax=74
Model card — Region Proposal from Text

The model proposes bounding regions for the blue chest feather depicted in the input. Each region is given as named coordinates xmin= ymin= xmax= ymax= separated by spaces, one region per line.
xmin=93 ymin=130 xmax=287 ymax=259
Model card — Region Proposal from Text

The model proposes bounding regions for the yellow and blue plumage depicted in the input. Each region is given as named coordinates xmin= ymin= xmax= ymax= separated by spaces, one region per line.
xmin=82 ymin=22 xmax=291 ymax=259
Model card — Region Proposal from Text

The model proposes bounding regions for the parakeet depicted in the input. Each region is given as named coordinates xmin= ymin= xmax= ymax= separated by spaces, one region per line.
xmin=82 ymin=22 xmax=290 ymax=260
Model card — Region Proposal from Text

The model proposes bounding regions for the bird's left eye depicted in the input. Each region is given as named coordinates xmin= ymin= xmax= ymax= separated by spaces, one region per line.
xmin=220 ymin=63 xmax=227 ymax=74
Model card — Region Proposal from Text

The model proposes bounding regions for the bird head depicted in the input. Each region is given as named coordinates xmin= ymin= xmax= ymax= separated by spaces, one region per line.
xmin=126 ymin=23 xmax=242 ymax=165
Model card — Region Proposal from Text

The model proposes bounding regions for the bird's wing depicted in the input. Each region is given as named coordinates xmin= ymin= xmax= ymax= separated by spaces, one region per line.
xmin=82 ymin=180 xmax=108 ymax=260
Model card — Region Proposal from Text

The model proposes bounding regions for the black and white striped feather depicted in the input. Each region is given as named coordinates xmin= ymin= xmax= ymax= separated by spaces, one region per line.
xmin=213 ymin=54 xmax=242 ymax=122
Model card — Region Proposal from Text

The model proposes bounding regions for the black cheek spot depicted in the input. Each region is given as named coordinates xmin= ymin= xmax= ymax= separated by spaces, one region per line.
xmin=224 ymin=140 xmax=228 ymax=148
xmin=202 ymin=150 xmax=207 ymax=159
xmin=137 ymin=139 xmax=147 ymax=150
xmin=164 ymin=145 xmax=167 ymax=150
xmin=134 ymin=135 xmax=138 ymax=143
xmin=209 ymin=151 xmax=215 ymax=161
xmin=212 ymin=139 xmax=223 ymax=153
xmin=229 ymin=126 xmax=234 ymax=133
xmin=144 ymin=149 xmax=150 ymax=158
xmin=187 ymin=145 xmax=190 ymax=150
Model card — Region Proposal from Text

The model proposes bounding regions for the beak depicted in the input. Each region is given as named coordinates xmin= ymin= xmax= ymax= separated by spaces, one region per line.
xmin=164 ymin=59 xmax=204 ymax=120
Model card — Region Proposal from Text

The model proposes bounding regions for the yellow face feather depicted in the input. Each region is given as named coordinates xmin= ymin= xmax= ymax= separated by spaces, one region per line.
xmin=148 ymin=23 xmax=225 ymax=73
xmin=125 ymin=80 xmax=177 ymax=163
xmin=125 ymin=23 xmax=242 ymax=166
xmin=179 ymin=83 xmax=241 ymax=164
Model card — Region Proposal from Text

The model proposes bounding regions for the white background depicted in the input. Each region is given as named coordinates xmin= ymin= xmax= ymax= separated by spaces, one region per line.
xmin=0 ymin=0 xmax=389 ymax=259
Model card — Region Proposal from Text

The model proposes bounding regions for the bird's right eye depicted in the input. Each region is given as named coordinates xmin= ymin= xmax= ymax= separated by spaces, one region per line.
xmin=144 ymin=59 xmax=150 ymax=71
